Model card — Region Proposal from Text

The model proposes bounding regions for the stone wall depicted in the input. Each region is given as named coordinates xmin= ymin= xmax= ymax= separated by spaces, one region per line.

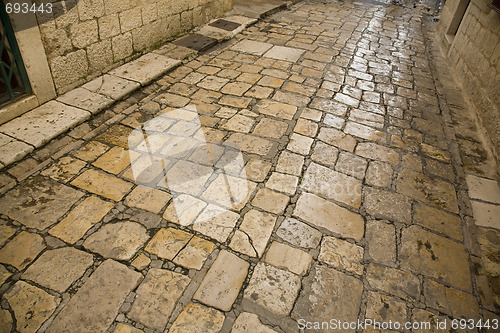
xmin=437 ymin=0 xmax=500 ymax=165
xmin=36 ymin=0 xmax=234 ymax=94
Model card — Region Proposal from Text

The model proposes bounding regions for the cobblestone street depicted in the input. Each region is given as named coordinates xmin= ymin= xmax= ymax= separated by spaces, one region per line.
xmin=0 ymin=0 xmax=499 ymax=332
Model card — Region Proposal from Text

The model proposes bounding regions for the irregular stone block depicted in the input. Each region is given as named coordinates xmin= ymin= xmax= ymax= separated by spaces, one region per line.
xmin=128 ymin=268 xmax=190 ymax=331
xmin=194 ymin=250 xmax=249 ymax=311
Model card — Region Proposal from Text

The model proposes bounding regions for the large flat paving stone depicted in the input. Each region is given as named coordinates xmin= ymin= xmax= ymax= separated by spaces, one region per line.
xmin=396 ymin=169 xmax=459 ymax=213
xmin=4 ymin=281 xmax=59 ymax=333
xmin=46 ymin=259 xmax=142 ymax=333
xmin=128 ymin=268 xmax=190 ymax=331
xmin=22 ymin=247 xmax=93 ymax=293
xmin=71 ymin=169 xmax=133 ymax=201
xmin=49 ymin=196 xmax=114 ymax=244
xmin=83 ymin=222 xmax=149 ymax=261
xmin=276 ymin=217 xmax=322 ymax=249
xmin=169 ymin=303 xmax=225 ymax=333
xmin=465 ymin=174 xmax=500 ymax=204
xmin=194 ymin=250 xmax=249 ymax=311
xmin=0 ymin=101 xmax=90 ymax=148
xmin=400 ymin=225 xmax=472 ymax=290
xmin=301 ymin=162 xmax=362 ymax=209
xmin=263 ymin=45 xmax=305 ymax=62
xmin=292 ymin=264 xmax=363 ymax=332
xmin=231 ymin=312 xmax=277 ymax=333
xmin=0 ymin=231 xmax=45 ymax=270
xmin=293 ymin=192 xmax=364 ymax=242
xmin=109 ymin=53 xmax=181 ymax=86
xmin=363 ymin=187 xmax=412 ymax=224
xmin=82 ymin=74 xmax=140 ymax=100
xmin=230 ymin=39 xmax=273 ymax=55
xmin=0 ymin=176 xmax=84 ymax=230
xmin=57 ymin=87 xmax=114 ymax=114
xmin=243 ymin=262 xmax=301 ymax=316
xmin=0 ymin=133 xmax=34 ymax=166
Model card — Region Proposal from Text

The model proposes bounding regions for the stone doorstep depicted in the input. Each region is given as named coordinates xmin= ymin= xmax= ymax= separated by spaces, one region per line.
xmin=0 ymin=13 xmax=260 ymax=171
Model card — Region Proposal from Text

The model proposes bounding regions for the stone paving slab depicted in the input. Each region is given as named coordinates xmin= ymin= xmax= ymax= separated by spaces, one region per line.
xmin=0 ymin=133 xmax=34 ymax=166
xmin=109 ymin=53 xmax=181 ymax=86
xmin=0 ymin=101 xmax=90 ymax=148
xmin=46 ymin=260 xmax=142 ymax=333
xmin=57 ymin=87 xmax=114 ymax=115
xmin=82 ymin=74 xmax=141 ymax=101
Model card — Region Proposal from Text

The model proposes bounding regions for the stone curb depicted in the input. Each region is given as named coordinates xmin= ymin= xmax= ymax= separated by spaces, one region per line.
xmin=0 ymin=12 xmax=274 ymax=171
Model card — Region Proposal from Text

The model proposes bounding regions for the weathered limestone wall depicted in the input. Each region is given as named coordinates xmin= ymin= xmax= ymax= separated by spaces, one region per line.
xmin=437 ymin=0 xmax=500 ymax=164
xmin=37 ymin=0 xmax=234 ymax=94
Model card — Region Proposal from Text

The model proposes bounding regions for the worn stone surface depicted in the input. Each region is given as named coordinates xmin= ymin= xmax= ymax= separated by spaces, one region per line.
xmin=0 ymin=308 xmax=12 ymax=333
xmin=264 ymin=241 xmax=312 ymax=275
xmin=113 ymin=323 xmax=144 ymax=333
xmin=83 ymin=222 xmax=149 ymax=260
xmin=22 ymin=247 xmax=93 ymax=293
xmin=396 ymin=169 xmax=459 ymax=213
xmin=109 ymin=53 xmax=181 ymax=85
xmin=0 ymin=231 xmax=45 ymax=270
xmin=230 ymin=209 xmax=276 ymax=257
xmin=0 ymin=264 xmax=11 ymax=285
xmin=173 ymin=236 xmax=216 ymax=270
xmin=251 ymin=188 xmax=290 ymax=215
xmin=413 ymin=202 xmax=463 ymax=241
xmin=0 ymin=224 xmax=16 ymax=246
xmin=93 ymin=146 xmax=137 ymax=174
xmin=194 ymin=250 xmax=249 ymax=311
xmin=83 ymin=74 xmax=140 ymax=100
xmin=400 ymin=225 xmax=471 ymax=290
xmin=276 ymin=151 xmax=304 ymax=176
xmin=294 ymin=192 xmax=364 ymax=241
xmin=466 ymin=174 xmax=500 ymax=204
xmin=49 ymin=196 xmax=114 ymax=244
xmin=169 ymin=303 xmax=225 ymax=333
xmin=363 ymin=187 xmax=412 ymax=224
xmin=4 ymin=281 xmax=59 ymax=333
xmin=128 ymin=268 xmax=190 ymax=331
xmin=255 ymin=99 xmax=297 ymax=120
xmin=47 ymin=260 xmax=141 ymax=333
xmin=125 ymin=185 xmax=172 ymax=214
xmin=244 ymin=262 xmax=301 ymax=316
xmin=0 ymin=101 xmax=90 ymax=148
xmin=0 ymin=134 xmax=34 ymax=166
xmin=226 ymin=133 xmax=274 ymax=155
xmin=292 ymin=264 xmax=363 ymax=330
xmin=276 ymin=217 xmax=322 ymax=249
xmin=423 ymin=279 xmax=480 ymax=320
xmin=244 ymin=158 xmax=272 ymax=182
xmin=57 ymin=87 xmax=113 ymax=114
xmin=193 ymin=204 xmax=240 ymax=242
xmin=318 ymin=236 xmax=364 ymax=275
xmin=71 ymin=169 xmax=133 ymax=201
xmin=301 ymin=162 xmax=362 ymax=208
xmin=0 ymin=176 xmax=84 ymax=230
xmin=145 ymin=227 xmax=192 ymax=260
xmin=365 ymin=291 xmax=406 ymax=324
xmin=263 ymin=45 xmax=304 ymax=62
xmin=231 ymin=39 xmax=272 ymax=55
xmin=365 ymin=220 xmax=396 ymax=264
xmin=366 ymin=263 xmax=420 ymax=300
xmin=41 ymin=156 xmax=87 ymax=183
xmin=470 ymin=201 xmax=500 ymax=229
xmin=231 ymin=312 xmax=277 ymax=333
